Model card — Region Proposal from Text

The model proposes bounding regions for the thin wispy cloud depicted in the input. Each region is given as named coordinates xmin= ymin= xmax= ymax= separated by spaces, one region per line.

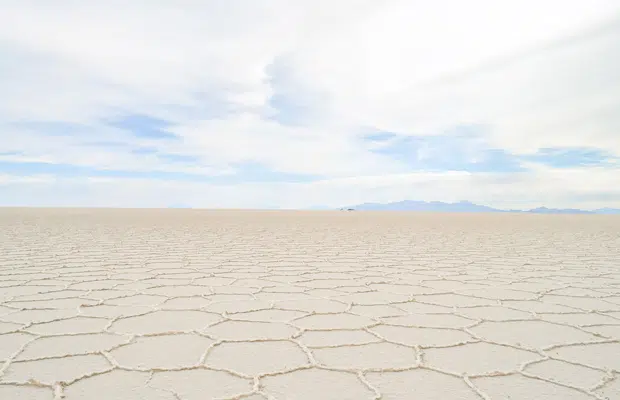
xmin=1 ymin=0 xmax=619 ymax=209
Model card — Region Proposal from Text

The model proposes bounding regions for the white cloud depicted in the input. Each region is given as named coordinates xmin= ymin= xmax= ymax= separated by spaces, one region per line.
xmin=0 ymin=174 xmax=56 ymax=185
xmin=1 ymin=0 xmax=619 ymax=206
xmin=1 ymin=166 xmax=618 ymax=210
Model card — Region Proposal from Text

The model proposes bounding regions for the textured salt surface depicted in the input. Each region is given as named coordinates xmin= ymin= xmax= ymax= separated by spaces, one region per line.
xmin=0 ymin=209 xmax=619 ymax=399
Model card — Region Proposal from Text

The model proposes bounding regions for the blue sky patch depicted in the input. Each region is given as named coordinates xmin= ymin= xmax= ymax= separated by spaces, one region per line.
xmin=366 ymin=129 xmax=525 ymax=173
xmin=520 ymin=147 xmax=616 ymax=167
xmin=363 ymin=132 xmax=398 ymax=142
xmin=0 ymin=160 xmax=322 ymax=184
xmin=10 ymin=121 xmax=90 ymax=136
xmin=106 ymin=114 xmax=178 ymax=139
xmin=157 ymin=153 xmax=200 ymax=163
xmin=0 ymin=160 xmax=211 ymax=181
xmin=84 ymin=140 xmax=131 ymax=148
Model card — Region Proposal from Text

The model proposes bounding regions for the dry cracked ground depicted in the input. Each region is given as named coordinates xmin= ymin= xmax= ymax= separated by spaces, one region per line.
xmin=0 ymin=209 xmax=620 ymax=400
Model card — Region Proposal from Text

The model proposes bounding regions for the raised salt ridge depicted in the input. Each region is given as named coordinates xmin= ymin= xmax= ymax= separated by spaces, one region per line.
xmin=0 ymin=209 xmax=619 ymax=399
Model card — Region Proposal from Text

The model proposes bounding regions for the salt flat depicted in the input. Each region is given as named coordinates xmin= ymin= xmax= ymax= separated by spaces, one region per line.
xmin=0 ymin=208 xmax=619 ymax=399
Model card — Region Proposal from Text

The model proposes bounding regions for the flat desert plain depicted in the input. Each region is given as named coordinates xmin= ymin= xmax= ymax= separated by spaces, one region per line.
xmin=1 ymin=208 xmax=620 ymax=400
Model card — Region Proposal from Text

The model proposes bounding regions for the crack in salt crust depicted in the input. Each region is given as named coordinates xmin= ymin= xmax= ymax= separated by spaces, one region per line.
xmin=0 ymin=209 xmax=619 ymax=399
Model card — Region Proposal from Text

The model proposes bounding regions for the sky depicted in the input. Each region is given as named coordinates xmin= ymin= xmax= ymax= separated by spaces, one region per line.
xmin=1 ymin=0 xmax=620 ymax=209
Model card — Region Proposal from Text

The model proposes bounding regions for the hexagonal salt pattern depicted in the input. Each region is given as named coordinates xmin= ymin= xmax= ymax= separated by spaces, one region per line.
xmin=0 ymin=209 xmax=619 ymax=399
xmin=423 ymin=342 xmax=540 ymax=376
xmin=206 ymin=340 xmax=310 ymax=376
xmin=366 ymin=369 xmax=481 ymax=400
xmin=261 ymin=368 xmax=377 ymax=399
xmin=149 ymin=369 xmax=254 ymax=399
xmin=109 ymin=333 xmax=214 ymax=370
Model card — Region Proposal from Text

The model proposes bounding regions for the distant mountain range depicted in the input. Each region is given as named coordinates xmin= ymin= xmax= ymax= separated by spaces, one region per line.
xmin=340 ymin=200 xmax=620 ymax=214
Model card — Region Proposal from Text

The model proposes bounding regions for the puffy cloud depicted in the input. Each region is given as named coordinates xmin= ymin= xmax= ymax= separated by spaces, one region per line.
xmin=1 ymin=0 xmax=619 ymax=207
